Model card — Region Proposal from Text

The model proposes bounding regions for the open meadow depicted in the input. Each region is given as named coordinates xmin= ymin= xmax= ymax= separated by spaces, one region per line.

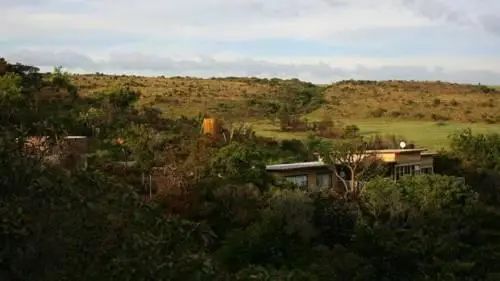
xmin=72 ymin=74 xmax=500 ymax=150
xmin=251 ymin=118 xmax=500 ymax=151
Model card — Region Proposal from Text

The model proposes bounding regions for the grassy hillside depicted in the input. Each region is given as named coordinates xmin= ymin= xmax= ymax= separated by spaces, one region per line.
xmin=72 ymin=74 xmax=500 ymax=149
xmin=314 ymin=80 xmax=500 ymax=123
xmin=73 ymin=75 xmax=500 ymax=122
xmin=73 ymin=75 xmax=290 ymax=117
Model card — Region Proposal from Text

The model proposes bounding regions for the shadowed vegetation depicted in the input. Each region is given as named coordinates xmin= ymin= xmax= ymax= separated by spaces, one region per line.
xmin=3 ymin=58 xmax=500 ymax=280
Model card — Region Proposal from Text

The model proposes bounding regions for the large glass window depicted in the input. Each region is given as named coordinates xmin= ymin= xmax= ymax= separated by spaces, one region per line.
xmin=421 ymin=167 xmax=433 ymax=174
xmin=316 ymin=173 xmax=332 ymax=188
xmin=285 ymin=175 xmax=308 ymax=187
xmin=395 ymin=164 xmax=418 ymax=180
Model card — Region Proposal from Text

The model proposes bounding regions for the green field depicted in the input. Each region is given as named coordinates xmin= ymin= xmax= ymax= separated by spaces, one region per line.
xmin=252 ymin=119 xmax=500 ymax=151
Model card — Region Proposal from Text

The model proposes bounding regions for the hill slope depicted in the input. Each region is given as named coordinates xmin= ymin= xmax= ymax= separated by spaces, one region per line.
xmin=315 ymin=80 xmax=500 ymax=123
xmin=72 ymin=75 xmax=500 ymax=124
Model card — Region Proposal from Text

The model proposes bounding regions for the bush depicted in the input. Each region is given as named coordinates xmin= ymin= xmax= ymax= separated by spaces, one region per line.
xmin=342 ymin=125 xmax=360 ymax=139
xmin=431 ymin=113 xmax=450 ymax=121
xmin=370 ymin=107 xmax=387 ymax=117
xmin=413 ymin=113 xmax=425 ymax=119
xmin=390 ymin=111 xmax=402 ymax=118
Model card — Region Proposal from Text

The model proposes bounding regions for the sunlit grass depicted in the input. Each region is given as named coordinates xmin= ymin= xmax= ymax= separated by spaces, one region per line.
xmin=250 ymin=118 xmax=500 ymax=151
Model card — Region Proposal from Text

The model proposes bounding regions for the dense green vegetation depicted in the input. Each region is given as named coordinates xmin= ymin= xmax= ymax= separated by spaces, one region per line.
xmin=3 ymin=58 xmax=500 ymax=280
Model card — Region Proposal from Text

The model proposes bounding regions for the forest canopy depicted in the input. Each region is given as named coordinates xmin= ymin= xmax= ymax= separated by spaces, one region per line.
xmin=1 ymin=58 xmax=500 ymax=281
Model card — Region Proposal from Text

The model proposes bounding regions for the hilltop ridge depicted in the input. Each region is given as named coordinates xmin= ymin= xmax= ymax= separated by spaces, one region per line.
xmin=71 ymin=74 xmax=500 ymax=124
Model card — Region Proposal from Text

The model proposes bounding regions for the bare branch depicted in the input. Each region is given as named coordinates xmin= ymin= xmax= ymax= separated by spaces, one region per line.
xmin=327 ymin=138 xmax=384 ymax=200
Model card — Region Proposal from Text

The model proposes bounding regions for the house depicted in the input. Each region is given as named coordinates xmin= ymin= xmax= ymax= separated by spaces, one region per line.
xmin=266 ymin=148 xmax=435 ymax=190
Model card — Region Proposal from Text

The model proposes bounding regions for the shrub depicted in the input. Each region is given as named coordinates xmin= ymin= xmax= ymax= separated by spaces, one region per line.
xmin=370 ymin=108 xmax=387 ymax=117
xmin=342 ymin=125 xmax=360 ymax=139
xmin=390 ymin=111 xmax=402 ymax=118
xmin=478 ymin=85 xmax=496 ymax=93
xmin=413 ymin=113 xmax=425 ymax=119
xmin=431 ymin=113 xmax=450 ymax=121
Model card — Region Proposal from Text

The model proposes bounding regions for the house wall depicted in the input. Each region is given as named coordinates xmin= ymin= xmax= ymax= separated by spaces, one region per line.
xmin=269 ymin=167 xmax=339 ymax=190
xmin=376 ymin=152 xmax=397 ymax=162
xmin=268 ymin=151 xmax=436 ymax=189
xmin=420 ymin=155 xmax=434 ymax=168
xmin=396 ymin=152 xmax=422 ymax=164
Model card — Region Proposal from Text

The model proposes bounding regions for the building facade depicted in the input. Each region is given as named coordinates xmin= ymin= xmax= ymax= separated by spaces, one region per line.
xmin=266 ymin=148 xmax=435 ymax=190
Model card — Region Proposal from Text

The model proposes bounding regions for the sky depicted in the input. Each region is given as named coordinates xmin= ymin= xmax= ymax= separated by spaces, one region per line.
xmin=1 ymin=0 xmax=500 ymax=84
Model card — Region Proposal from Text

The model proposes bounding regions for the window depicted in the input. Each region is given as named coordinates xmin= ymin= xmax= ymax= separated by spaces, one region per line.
xmin=421 ymin=167 xmax=433 ymax=174
xmin=316 ymin=173 xmax=332 ymax=188
xmin=395 ymin=164 xmax=433 ymax=179
xmin=285 ymin=175 xmax=308 ymax=187
xmin=395 ymin=166 xmax=405 ymax=180
xmin=414 ymin=165 xmax=421 ymax=174
xmin=395 ymin=164 xmax=417 ymax=180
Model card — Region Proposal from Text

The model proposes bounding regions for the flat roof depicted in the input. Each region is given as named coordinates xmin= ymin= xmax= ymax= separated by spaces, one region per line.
xmin=266 ymin=149 xmax=435 ymax=172
xmin=365 ymin=148 xmax=427 ymax=154
xmin=266 ymin=161 xmax=328 ymax=171
xmin=64 ymin=136 xmax=87 ymax=139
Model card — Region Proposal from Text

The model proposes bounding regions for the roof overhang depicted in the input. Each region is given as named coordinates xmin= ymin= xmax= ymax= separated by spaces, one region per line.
xmin=365 ymin=148 xmax=427 ymax=154
xmin=266 ymin=161 xmax=329 ymax=172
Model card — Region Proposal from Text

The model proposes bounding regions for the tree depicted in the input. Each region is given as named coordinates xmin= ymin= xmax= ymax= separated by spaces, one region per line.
xmin=449 ymin=129 xmax=500 ymax=173
xmin=0 ymin=58 xmax=7 ymax=75
xmin=325 ymin=138 xmax=386 ymax=200
xmin=48 ymin=66 xmax=78 ymax=99
xmin=208 ymin=142 xmax=272 ymax=189
xmin=358 ymin=175 xmax=483 ymax=280
xmin=444 ymin=129 xmax=500 ymax=203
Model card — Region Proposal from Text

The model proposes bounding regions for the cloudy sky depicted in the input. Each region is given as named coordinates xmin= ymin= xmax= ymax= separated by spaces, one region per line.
xmin=2 ymin=0 xmax=500 ymax=84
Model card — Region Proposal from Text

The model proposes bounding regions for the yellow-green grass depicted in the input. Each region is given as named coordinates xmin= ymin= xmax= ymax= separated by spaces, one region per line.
xmin=251 ymin=119 xmax=500 ymax=151
xmin=251 ymin=121 xmax=311 ymax=140
xmin=151 ymin=101 xmax=500 ymax=151
xmin=349 ymin=119 xmax=500 ymax=150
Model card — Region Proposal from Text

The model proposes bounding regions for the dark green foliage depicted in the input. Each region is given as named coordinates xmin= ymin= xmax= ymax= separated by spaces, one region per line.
xmin=207 ymin=142 xmax=272 ymax=189
xmin=438 ymin=129 xmax=500 ymax=203
xmin=3 ymin=59 xmax=500 ymax=281
xmin=342 ymin=124 xmax=360 ymax=138
xmin=311 ymin=194 xmax=357 ymax=246
xmin=449 ymin=129 xmax=500 ymax=172
xmin=246 ymin=79 xmax=325 ymax=126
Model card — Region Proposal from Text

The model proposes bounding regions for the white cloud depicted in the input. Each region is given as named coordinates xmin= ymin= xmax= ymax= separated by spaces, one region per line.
xmin=1 ymin=0 xmax=500 ymax=84
xmin=5 ymin=50 xmax=500 ymax=85
xmin=0 ymin=0 xmax=435 ymax=41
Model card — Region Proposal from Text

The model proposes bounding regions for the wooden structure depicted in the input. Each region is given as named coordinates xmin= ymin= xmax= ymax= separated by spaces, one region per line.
xmin=202 ymin=118 xmax=219 ymax=138
xmin=266 ymin=148 xmax=436 ymax=190
xmin=58 ymin=136 xmax=89 ymax=170
xmin=24 ymin=135 xmax=89 ymax=170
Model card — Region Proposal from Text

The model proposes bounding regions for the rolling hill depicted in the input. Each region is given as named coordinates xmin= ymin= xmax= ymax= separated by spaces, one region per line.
xmin=71 ymin=74 xmax=500 ymax=149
